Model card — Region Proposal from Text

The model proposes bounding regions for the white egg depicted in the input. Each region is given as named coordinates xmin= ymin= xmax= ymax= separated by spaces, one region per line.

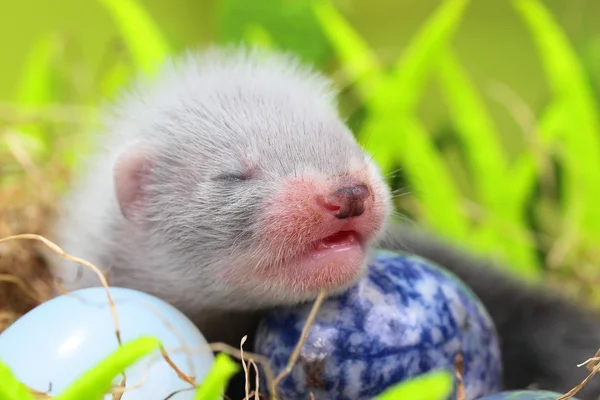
xmin=0 ymin=287 xmax=215 ymax=399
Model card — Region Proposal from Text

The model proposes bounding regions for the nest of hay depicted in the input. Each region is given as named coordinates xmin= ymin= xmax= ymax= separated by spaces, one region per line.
xmin=0 ymin=176 xmax=60 ymax=333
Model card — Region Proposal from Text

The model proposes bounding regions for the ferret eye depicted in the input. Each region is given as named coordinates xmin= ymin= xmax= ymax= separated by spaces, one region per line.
xmin=213 ymin=172 xmax=248 ymax=182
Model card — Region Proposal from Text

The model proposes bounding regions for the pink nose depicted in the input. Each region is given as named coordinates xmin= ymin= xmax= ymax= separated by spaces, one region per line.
xmin=321 ymin=184 xmax=370 ymax=219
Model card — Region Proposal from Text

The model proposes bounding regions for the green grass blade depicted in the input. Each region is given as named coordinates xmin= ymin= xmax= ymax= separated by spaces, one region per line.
xmin=374 ymin=369 xmax=453 ymax=400
xmin=436 ymin=49 xmax=540 ymax=276
xmin=16 ymin=34 xmax=61 ymax=106
xmin=96 ymin=0 xmax=171 ymax=75
xmin=377 ymin=0 xmax=471 ymax=113
xmin=55 ymin=336 xmax=162 ymax=400
xmin=538 ymin=99 xmax=590 ymax=238
xmin=356 ymin=0 xmax=472 ymax=239
xmin=217 ymin=0 xmax=329 ymax=65
xmin=584 ymin=37 xmax=600 ymax=95
xmin=243 ymin=23 xmax=275 ymax=49
xmin=193 ymin=353 xmax=239 ymax=400
xmin=437 ymin=50 xmax=508 ymax=206
xmin=12 ymin=33 xmax=63 ymax=157
xmin=514 ymin=0 xmax=599 ymax=107
xmin=377 ymin=117 xmax=469 ymax=239
xmin=100 ymin=58 xmax=135 ymax=97
xmin=311 ymin=0 xmax=385 ymax=99
xmin=514 ymin=0 xmax=600 ymax=235
xmin=359 ymin=0 xmax=471 ymax=181
xmin=509 ymin=155 xmax=538 ymax=209
xmin=503 ymin=153 xmax=540 ymax=276
xmin=0 ymin=359 xmax=37 ymax=400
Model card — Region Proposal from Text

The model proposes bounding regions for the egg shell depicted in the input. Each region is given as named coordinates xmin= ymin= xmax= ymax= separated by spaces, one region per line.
xmin=254 ymin=249 xmax=503 ymax=400
xmin=478 ymin=390 xmax=577 ymax=399
xmin=0 ymin=286 xmax=214 ymax=399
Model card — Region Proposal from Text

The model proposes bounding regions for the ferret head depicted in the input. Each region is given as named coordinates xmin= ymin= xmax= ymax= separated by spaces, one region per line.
xmin=110 ymin=47 xmax=392 ymax=310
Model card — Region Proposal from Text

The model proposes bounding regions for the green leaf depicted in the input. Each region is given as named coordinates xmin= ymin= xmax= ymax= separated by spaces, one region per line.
xmin=55 ymin=336 xmax=162 ymax=400
xmin=16 ymin=34 xmax=62 ymax=106
xmin=366 ymin=116 xmax=469 ymax=239
xmin=311 ymin=0 xmax=385 ymax=100
xmin=217 ymin=0 xmax=330 ymax=65
xmin=377 ymin=0 xmax=472 ymax=113
xmin=97 ymin=0 xmax=171 ymax=75
xmin=514 ymin=0 xmax=600 ymax=235
xmin=584 ymin=37 xmax=600 ymax=95
xmin=100 ymin=57 xmax=134 ymax=97
xmin=437 ymin=50 xmax=508 ymax=208
xmin=193 ymin=353 xmax=239 ymax=400
xmin=13 ymin=33 xmax=63 ymax=157
xmin=0 ymin=359 xmax=37 ymax=400
xmin=374 ymin=369 xmax=453 ymax=400
xmin=348 ymin=0 xmax=473 ymax=241
xmin=243 ymin=23 xmax=275 ymax=49
xmin=359 ymin=0 xmax=471 ymax=177
xmin=436 ymin=49 xmax=540 ymax=277
xmin=503 ymin=152 xmax=540 ymax=267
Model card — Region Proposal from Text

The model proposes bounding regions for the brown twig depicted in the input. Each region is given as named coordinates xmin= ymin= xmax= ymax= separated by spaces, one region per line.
xmin=557 ymin=357 xmax=600 ymax=400
xmin=272 ymin=288 xmax=328 ymax=398
xmin=251 ymin=358 xmax=260 ymax=400
xmin=454 ymin=352 xmax=465 ymax=400
xmin=163 ymin=387 xmax=197 ymax=400
xmin=240 ymin=335 xmax=251 ymax=399
xmin=159 ymin=345 xmax=196 ymax=385
xmin=249 ymin=360 xmax=260 ymax=400
xmin=586 ymin=351 xmax=600 ymax=371
xmin=111 ymin=376 xmax=126 ymax=400
xmin=207 ymin=342 xmax=277 ymax=398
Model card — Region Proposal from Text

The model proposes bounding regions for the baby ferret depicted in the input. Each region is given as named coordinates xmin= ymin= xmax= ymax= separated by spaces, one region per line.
xmin=51 ymin=46 xmax=600 ymax=399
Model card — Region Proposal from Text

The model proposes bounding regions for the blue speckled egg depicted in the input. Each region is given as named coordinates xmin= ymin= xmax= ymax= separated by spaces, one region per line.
xmin=254 ymin=249 xmax=502 ymax=400
xmin=478 ymin=390 xmax=575 ymax=399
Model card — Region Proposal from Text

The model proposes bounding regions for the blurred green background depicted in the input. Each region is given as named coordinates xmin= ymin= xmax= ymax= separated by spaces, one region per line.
xmin=1 ymin=0 xmax=600 ymax=304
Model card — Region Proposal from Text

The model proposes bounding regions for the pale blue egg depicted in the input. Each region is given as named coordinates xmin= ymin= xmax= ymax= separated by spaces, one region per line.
xmin=255 ymin=249 xmax=503 ymax=400
xmin=0 ymin=287 xmax=214 ymax=399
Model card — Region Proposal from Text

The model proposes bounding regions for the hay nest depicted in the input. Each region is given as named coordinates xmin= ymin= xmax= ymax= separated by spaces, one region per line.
xmin=0 ymin=184 xmax=57 ymax=333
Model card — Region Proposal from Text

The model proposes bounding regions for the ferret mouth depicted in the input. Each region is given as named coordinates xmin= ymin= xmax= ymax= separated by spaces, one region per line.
xmin=277 ymin=229 xmax=367 ymax=292
xmin=309 ymin=230 xmax=363 ymax=258
xmin=250 ymin=229 xmax=369 ymax=294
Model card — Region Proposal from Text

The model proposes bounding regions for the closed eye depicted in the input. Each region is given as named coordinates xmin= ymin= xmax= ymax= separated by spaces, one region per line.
xmin=212 ymin=162 xmax=258 ymax=182
xmin=213 ymin=172 xmax=249 ymax=182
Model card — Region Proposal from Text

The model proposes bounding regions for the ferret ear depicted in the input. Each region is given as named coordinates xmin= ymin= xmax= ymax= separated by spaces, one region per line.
xmin=113 ymin=141 xmax=155 ymax=222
